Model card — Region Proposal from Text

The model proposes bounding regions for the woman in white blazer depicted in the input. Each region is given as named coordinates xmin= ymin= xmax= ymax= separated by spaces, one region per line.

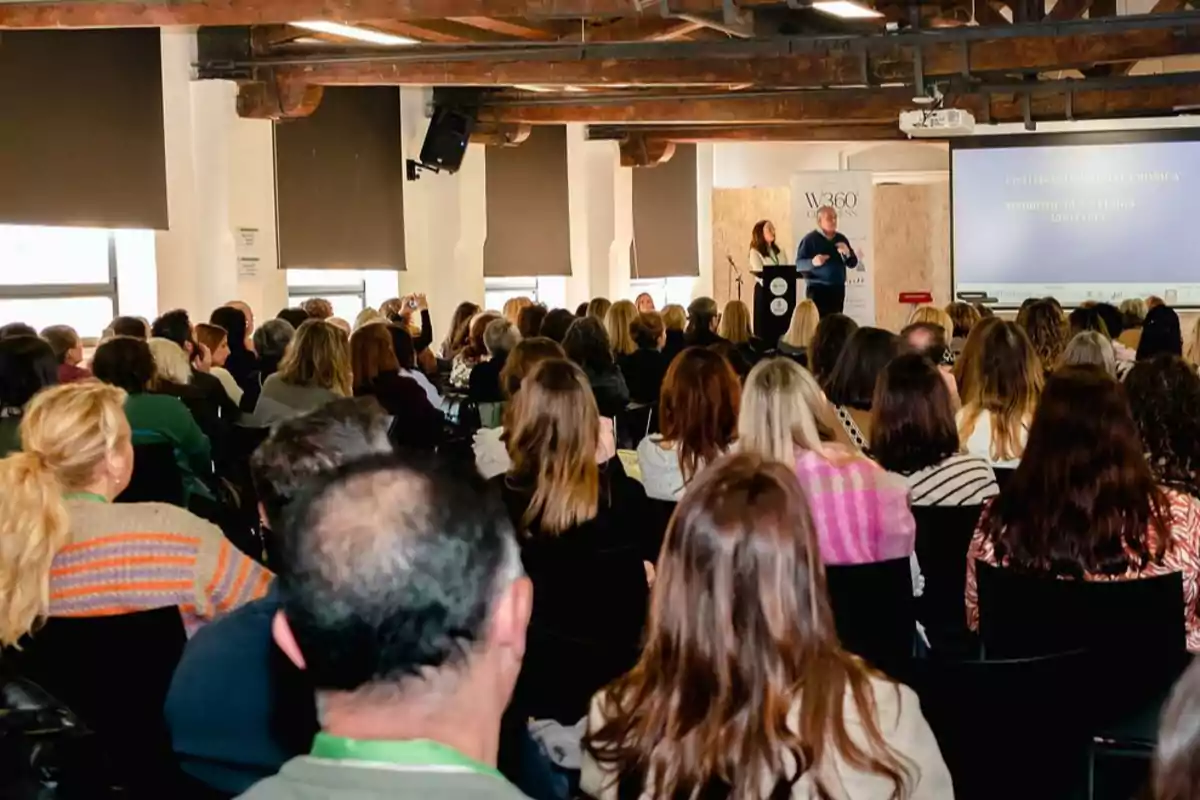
xmin=748 ymin=219 xmax=785 ymax=271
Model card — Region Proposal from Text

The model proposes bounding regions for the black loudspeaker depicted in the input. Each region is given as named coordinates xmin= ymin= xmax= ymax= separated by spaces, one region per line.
xmin=418 ymin=105 xmax=476 ymax=173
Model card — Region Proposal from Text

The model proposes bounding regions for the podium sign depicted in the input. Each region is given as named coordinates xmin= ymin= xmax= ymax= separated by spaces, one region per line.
xmin=753 ymin=264 xmax=797 ymax=344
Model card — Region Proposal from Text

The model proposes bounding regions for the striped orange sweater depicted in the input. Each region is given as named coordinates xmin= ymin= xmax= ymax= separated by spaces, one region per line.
xmin=49 ymin=498 xmax=272 ymax=632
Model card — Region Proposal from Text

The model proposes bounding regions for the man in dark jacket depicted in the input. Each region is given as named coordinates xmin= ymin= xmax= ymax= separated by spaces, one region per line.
xmin=796 ymin=205 xmax=860 ymax=317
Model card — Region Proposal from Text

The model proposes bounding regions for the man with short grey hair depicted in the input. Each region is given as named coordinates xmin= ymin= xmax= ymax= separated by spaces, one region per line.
xmin=796 ymin=204 xmax=860 ymax=317
xmin=237 ymin=453 xmax=533 ymax=800
xmin=469 ymin=319 xmax=522 ymax=403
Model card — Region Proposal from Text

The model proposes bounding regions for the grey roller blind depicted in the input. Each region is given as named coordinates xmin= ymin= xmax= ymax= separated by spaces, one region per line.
xmin=275 ymin=87 xmax=406 ymax=270
xmin=0 ymin=29 xmax=167 ymax=229
xmin=631 ymin=144 xmax=699 ymax=278
xmin=484 ymin=125 xmax=570 ymax=277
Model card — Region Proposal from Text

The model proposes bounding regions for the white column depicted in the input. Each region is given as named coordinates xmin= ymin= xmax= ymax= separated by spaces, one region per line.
xmin=566 ymin=126 xmax=633 ymax=309
xmin=694 ymin=143 xmax=716 ymax=301
xmin=156 ymin=30 xmax=202 ymax=316
xmin=229 ymin=116 xmax=287 ymax=321
xmin=398 ymin=87 xmax=486 ymax=338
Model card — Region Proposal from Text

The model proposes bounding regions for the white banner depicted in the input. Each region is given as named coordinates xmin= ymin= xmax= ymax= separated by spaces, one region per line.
xmin=790 ymin=171 xmax=875 ymax=327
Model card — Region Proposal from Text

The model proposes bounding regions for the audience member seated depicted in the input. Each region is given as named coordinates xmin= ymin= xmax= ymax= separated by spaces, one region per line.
xmin=275 ymin=307 xmax=310 ymax=331
xmin=253 ymin=318 xmax=295 ymax=387
xmin=0 ymin=321 xmax=37 ymax=339
xmin=1057 ymin=330 xmax=1117 ymax=378
xmin=618 ymin=311 xmax=668 ymax=406
xmin=956 ymin=320 xmax=1042 ymax=468
xmin=1154 ymin=656 xmax=1200 ymax=800
xmin=581 ymin=453 xmax=952 ymax=800
xmin=147 ymin=336 xmax=230 ymax=454
xmin=517 ymin=304 xmax=548 ymax=340
xmin=440 ymin=301 xmax=481 ymax=360
xmin=299 ymin=298 xmax=332 ymax=321
xmin=683 ymin=296 xmax=725 ymax=349
xmin=166 ymin=400 xmax=394 ymax=796
xmin=492 ymin=359 xmax=651 ymax=726
xmin=387 ymin=294 xmax=435 ymax=360
xmin=40 ymin=325 xmax=90 ymax=383
xmin=872 ymin=354 xmax=998 ymax=507
xmin=0 ymin=381 xmax=268 ymax=649
xmin=637 ymin=347 xmax=740 ymax=502
xmin=469 ymin=319 xmax=522 ymax=404
xmin=1095 ymin=302 xmax=1136 ymax=364
xmin=1139 ymin=304 xmax=1185 ymax=361
xmin=349 ymin=323 xmax=441 ymax=450
xmin=354 ymin=308 xmax=383 ymax=332
xmin=823 ymin=327 xmax=904 ymax=454
xmin=576 ymin=302 xmax=589 ymax=317
xmin=450 ymin=311 xmax=501 ymax=390
xmin=718 ymin=299 xmax=765 ymax=366
xmin=563 ymin=315 xmax=630 ymax=418
xmin=473 ymin=338 xmax=565 ymax=480
xmin=660 ymin=303 xmax=687 ymax=363
xmin=1016 ymin=299 xmax=1068 ymax=376
xmin=236 ymin=454 xmax=536 ymax=800
xmin=966 ymin=367 xmax=1200 ymax=651
xmin=587 ymin=297 xmax=612 ymax=321
xmin=538 ymin=307 xmax=576 ymax=345
xmin=740 ymin=358 xmax=916 ymax=568
xmin=1068 ymin=305 xmax=1110 ymax=339
xmin=326 ymin=317 xmax=351 ymax=335
xmin=389 ymin=324 xmax=443 ymax=409
xmin=211 ymin=305 xmax=261 ymax=395
xmin=908 ymin=305 xmax=953 ymax=343
xmin=1126 ymin=355 xmax=1200 ymax=499
xmin=152 ymin=309 xmax=241 ymax=424
xmin=946 ymin=301 xmax=981 ymax=359
xmin=256 ymin=320 xmax=350 ymax=425
xmin=1119 ymin=297 xmax=1147 ymax=352
xmin=195 ymin=322 xmax=244 ymax=405
xmin=504 ymin=295 xmax=533 ymax=327
xmin=605 ymin=299 xmax=639 ymax=358
xmin=0 ymin=335 xmax=58 ymax=456
xmin=807 ymin=312 xmax=858 ymax=386
xmin=93 ymin=336 xmax=213 ymax=502
xmin=777 ymin=298 xmax=819 ymax=366
xmin=107 ymin=315 xmax=151 ymax=340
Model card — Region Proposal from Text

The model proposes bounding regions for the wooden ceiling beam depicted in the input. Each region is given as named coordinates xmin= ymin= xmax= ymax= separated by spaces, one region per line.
xmin=477 ymin=82 xmax=1200 ymax=124
xmin=597 ymin=123 xmax=907 ymax=141
xmin=449 ymin=16 xmax=557 ymax=39
xmin=268 ymin=25 xmax=1200 ymax=87
xmin=0 ymin=0 xmax=761 ymax=28
xmin=563 ymin=17 xmax=708 ymax=42
xmin=1045 ymin=0 xmax=1092 ymax=21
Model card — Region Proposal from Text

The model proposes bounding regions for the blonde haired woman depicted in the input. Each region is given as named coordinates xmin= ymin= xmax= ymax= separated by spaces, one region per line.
xmin=492 ymin=358 xmax=652 ymax=725
xmin=605 ymin=299 xmax=639 ymax=357
xmin=660 ymin=303 xmax=687 ymax=362
xmin=147 ymin=337 xmax=193 ymax=387
xmin=908 ymin=305 xmax=954 ymax=341
xmin=255 ymin=319 xmax=351 ymax=425
xmin=739 ymin=358 xmax=915 ymax=569
xmin=779 ymin=298 xmax=820 ymax=365
xmin=956 ymin=320 xmax=1043 ymax=468
xmin=353 ymin=307 xmax=383 ymax=331
xmin=0 ymin=382 xmax=270 ymax=648
xmin=503 ymin=296 xmax=533 ymax=327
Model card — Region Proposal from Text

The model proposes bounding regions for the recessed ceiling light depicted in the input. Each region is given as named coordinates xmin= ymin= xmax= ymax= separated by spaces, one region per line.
xmin=290 ymin=21 xmax=417 ymax=45
xmin=812 ymin=1 xmax=884 ymax=19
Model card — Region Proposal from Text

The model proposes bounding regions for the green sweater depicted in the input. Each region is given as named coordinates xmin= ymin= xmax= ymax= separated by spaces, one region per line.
xmin=124 ymin=393 xmax=213 ymax=500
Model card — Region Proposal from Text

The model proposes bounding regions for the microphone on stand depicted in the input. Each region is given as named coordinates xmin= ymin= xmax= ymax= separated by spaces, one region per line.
xmin=727 ymin=255 xmax=744 ymax=301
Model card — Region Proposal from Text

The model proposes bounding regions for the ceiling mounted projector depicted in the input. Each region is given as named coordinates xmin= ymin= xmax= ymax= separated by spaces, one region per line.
xmin=899 ymin=108 xmax=976 ymax=138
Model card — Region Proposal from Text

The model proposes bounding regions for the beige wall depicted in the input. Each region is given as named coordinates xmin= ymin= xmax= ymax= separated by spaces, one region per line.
xmin=711 ymin=188 xmax=791 ymax=315
xmin=873 ymin=182 xmax=951 ymax=332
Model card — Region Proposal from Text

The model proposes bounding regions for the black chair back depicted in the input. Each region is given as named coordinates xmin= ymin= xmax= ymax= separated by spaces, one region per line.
xmin=5 ymin=607 xmax=188 ymax=795
xmin=976 ymin=562 xmax=1185 ymax=658
xmin=825 ymin=557 xmax=914 ymax=680
xmin=116 ymin=442 xmax=185 ymax=507
xmin=912 ymin=505 xmax=984 ymax=653
xmin=992 ymin=467 xmax=1016 ymax=492
xmin=914 ymin=649 xmax=1100 ymax=799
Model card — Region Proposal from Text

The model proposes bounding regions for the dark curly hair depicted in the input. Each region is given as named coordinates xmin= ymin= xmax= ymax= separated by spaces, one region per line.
xmin=1017 ymin=299 xmax=1068 ymax=373
xmin=1125 ymin=355 xmax=1200 ymax=499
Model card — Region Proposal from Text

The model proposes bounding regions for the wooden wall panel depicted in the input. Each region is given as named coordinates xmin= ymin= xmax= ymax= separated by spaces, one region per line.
xmin=872 ymin=182 xmax=951 ymax=333
xmin=710 ymin=187 xmax=791 ymax=322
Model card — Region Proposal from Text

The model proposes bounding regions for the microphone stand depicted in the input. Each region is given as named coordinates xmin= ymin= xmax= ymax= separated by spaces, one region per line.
xmin=727 ymin=255 xmax=744 ymax=302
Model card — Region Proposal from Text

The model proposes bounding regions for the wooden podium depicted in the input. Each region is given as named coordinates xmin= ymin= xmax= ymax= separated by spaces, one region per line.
xmin=753 ymin=264 xmax=798 ymax=344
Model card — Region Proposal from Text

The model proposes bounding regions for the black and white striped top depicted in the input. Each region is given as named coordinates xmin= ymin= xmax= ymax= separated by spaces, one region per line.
xmin=897 ymin=453 xmax=1000 ymax=507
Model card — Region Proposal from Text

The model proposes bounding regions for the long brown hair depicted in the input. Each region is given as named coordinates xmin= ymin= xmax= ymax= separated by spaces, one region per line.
xmin=584 ymin=453 xmax=914 ymax=800
xmin=1017 ymin=299 xmax=1069 ymax=373
xmin=717 ymin=299 xmax=753 ymax=345
xmin=277 ymin=319 xmax=352 ymax=397
xmin=660 ymin=348 xmax=741 ymax=482
xmin=750 ymin=219 xmax=781 ymax=258
xmin=957 ymin=320 xmax=1042 ymax=463
xmin=505 ymin=359 xmax=600 ymax=535
xmin=980 ymin=367 xmax=1171 ymax=578
xmin=349 ymin=322 xmax=399 ymax=391
xmin=443 ymin=301 xmax=481 ymax=358
xmin=605 ymin=299 xmax=639 ymax=357
xmin=461 ymin=312 xmax=501 ymax=361
xmin=499 ymin=337 xmax=565 ymax=399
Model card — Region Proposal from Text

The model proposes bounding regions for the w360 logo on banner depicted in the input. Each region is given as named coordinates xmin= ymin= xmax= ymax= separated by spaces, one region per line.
xmin=804 ymin=191 xmax=859 ymax=217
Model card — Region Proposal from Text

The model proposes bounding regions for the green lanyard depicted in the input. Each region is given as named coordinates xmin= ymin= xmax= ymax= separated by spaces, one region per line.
xmin=309 ymin=734 xmax=505 ymax=781
xmin=64 ymin=492 xmax=108 ymax=503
